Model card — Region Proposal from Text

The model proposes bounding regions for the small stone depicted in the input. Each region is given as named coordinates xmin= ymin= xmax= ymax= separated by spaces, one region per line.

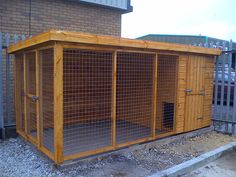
xmin=9 ymin=138 xmax=17 ymax=143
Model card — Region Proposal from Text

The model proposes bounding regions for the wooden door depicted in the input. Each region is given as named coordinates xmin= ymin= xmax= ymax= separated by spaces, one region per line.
xmin=184 ymin=56 xmax=205 ymax=131
xmin=25 ymin=52 xmax=39 ymax=143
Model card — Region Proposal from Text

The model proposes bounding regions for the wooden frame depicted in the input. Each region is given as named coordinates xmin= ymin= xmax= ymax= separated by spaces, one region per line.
xmin=23 ymin=53 xmax=28 ymax=135
xmin=36 ymin=50 xmax=41 ymax=149
xmin=10 ymin=30 xmax=221 ymax=164
xmin=152 ymin=54 xmax=158 ymax=138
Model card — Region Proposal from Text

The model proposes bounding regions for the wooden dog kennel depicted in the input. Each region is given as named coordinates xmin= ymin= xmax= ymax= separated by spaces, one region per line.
xmin=8 ymin=30 xmax=221 ymax=164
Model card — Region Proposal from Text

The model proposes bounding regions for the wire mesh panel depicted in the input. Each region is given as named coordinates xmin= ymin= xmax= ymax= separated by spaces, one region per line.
xmin=25 ymin=52 xmax=37 ymax=138
xmin=15 ymin=53 xmax=24 ymax=133
xmin=156 ymin=55 xmax=178 ymax=135
xmin=116 ymin=52 xmax=154 ymax=144
xmin=40 ymin=48 xmax=54 ymax=153
xmin=63 ymin=49 xmax=113 ymax=156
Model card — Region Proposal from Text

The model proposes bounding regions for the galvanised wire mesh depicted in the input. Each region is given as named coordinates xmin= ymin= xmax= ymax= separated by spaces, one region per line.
xmin=156 ymin=55 xmax=178 ymax=135
xmin=25 ymin=52 xmax=37 ymax=138
xmin=63 ymin=49 xmax=113 ymax=156
xmin=40 ymin=48 xmax=54 ymax=153
xmin=116 ymin=52 xmax=154 ymax=144
xmin=15 ymin=53 xmax=24 ymax=132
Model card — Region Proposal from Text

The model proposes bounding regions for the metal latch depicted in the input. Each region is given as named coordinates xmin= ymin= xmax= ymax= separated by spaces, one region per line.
xmin=185 ymin=89 xmax=192 ymax=93
xmin=31 ymin=95 xmax=39 ymax=102
xmin=199 ymin=90 xmax=205 ymax=96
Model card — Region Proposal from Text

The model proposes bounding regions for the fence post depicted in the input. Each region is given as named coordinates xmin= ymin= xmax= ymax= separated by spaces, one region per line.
xmin=226 ymin=40 xmax=232 ymax=121
xmin=231 ymin=39 xmax=236 ymax=134
xmin=14 ymin=34 xmax=18 ymax=43
xmin=5 ymin=34 xmax=11 ymax=126
xmin=0 ymin=32 xmax=5 ymax=139
xmin=220 ymin=42 xmax=226 ymax=120
xmin=21 ymin=35 xmax=26 ymax=40
xmin=214 ymin=55 xmax=219 ymax=119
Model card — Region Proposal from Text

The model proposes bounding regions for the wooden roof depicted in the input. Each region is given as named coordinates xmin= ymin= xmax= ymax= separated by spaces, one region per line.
xmin=8 ymin=30 xmax=221 ymax=55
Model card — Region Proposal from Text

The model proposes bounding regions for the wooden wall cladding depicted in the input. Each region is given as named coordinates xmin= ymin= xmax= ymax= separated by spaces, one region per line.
xmin=175 ymin=55 xmax=187 ymax=133
xmin=202 ymin=57 xmax=215 ymax=127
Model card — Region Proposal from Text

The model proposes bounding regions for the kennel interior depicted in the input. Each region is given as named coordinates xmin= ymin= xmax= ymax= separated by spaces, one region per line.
xmin=9 ymin=30 xmax=221 ymax=164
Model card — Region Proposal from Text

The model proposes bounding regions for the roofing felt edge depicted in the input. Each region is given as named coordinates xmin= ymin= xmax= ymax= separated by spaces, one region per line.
xmin=8 ymin=30 xmax=222 ymax=56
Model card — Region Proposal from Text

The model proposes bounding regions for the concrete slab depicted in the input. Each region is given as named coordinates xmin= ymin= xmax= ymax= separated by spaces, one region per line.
xmin=149 ymin=141 xmax=236 ymax=177
xmin=186 ymin=150 xmax=236 ymax=177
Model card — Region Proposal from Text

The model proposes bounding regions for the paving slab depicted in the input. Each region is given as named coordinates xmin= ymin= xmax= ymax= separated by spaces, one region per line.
xmin=185 ymin=150 xmax=236 ymax=177
xmin=149 ymin=141 xmax=236 ymax=177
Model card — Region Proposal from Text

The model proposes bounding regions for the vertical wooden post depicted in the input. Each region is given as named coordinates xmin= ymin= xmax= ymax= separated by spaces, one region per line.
xmin=54 ymin=43 xmax=64 ymax=164
xmin=23 ymin=53 xmax=28 ymax=134
xmin=174 ymin=56 xmax=180 ymax=133
xmin=36 ymin=50 xmax=41 ymax=148
xmin=39 ymin=51 xmax=43 ymax=148
xmin=112 ymin=51 xmax=117 ymax=148
xmin=152 ymin=54 xmax=158 ymax=138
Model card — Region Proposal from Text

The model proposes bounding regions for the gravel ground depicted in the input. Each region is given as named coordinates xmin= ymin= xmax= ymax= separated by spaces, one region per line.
xmin=0 ymin=131 xmax=236 ymax=177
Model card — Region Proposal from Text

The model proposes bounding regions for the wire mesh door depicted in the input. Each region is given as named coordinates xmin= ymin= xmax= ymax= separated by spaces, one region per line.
xmin=25 ymin=51 xmax=39 ymax=142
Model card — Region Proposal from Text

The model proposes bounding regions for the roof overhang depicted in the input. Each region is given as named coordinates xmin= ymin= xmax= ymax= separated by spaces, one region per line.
xmin=8 ymin=30 xmax=221 ymax=56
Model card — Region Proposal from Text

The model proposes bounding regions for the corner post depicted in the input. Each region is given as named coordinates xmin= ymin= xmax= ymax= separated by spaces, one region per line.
xmin=54 ymin=43 xmax=63 ymax=164
xmin=112 ymin=51 xmax=117 ymax=148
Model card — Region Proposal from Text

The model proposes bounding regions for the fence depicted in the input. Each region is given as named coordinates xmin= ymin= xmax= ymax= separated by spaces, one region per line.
xmin=211 ymin=41 xmax=236 ymax=134
xmin=0 ymin=32 xmax=26 ymax=139
xmin=193 ymin=40 xmax=236 ymax=134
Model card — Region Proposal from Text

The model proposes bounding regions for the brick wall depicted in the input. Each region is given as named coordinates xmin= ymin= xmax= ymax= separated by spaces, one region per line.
xmin=0 ymin=0 xmax=123 ymax=129
xmin=0 ymin=0 xmax=122 ymax=36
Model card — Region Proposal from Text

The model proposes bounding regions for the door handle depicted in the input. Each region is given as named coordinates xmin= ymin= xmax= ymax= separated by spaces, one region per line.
xmin=31 ymin=95 xmax=39 ymax=102
xmin=197 ymin=117 xmax=203 ymax=120
xmin=185 ymin=89 xmax=192 ymax=93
